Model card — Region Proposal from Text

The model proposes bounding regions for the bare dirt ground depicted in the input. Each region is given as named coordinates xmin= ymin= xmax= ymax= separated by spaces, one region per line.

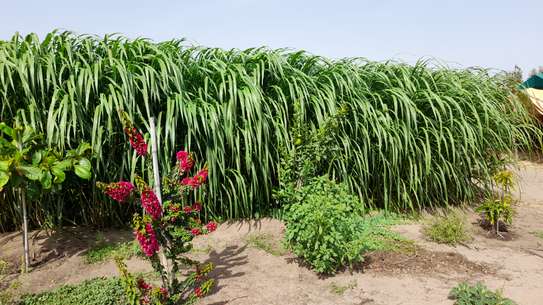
xmin=2 ymin=160 xmax=543 ymax=305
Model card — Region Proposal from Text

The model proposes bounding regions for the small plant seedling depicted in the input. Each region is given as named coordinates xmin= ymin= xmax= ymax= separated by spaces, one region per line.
xmin=531 ymin=231 xmax=543 ymax=240
xmin=189 ymin=244 xmax=214 ymax=254
xmin=329 ymin=280 xmax=357 ymax=295
xmin=246 ymin=233 xmax=287 ymax=256
xmin=423 ymin=211 xmax=471 ymax=245
xmin=449 ymin=282 xmax=516 ymax=305
xmin=476 ymin=170 xmax=516 ymax=238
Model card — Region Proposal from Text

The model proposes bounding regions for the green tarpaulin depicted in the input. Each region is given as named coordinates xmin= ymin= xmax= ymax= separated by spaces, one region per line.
xmin=521 ymin=73 xmax=543 ymax=90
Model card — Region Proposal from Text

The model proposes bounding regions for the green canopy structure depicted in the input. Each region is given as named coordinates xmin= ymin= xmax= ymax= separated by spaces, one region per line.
xmin=521 ymin=73 xmax=543 ymax=89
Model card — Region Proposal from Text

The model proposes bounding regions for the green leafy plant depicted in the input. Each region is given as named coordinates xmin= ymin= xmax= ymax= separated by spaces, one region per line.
xmin=284 ymin=176 xmax=366 ymax=273
xmin=423 ymin=211 xmax=471 ymax=245
xmin=18 ymin=277 xmax=126 ymax=305
xmin=0 ymin=118 xmax=92 ymax=271
xmin=449 ymin=282 xmax=516 ymax=305
xmin=476 ymin=170 xmax=515 ymax=238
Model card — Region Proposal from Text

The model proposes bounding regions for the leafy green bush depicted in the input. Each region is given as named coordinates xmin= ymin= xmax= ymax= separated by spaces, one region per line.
xmin=284 ymin=177 xmax=406 ymax=274
xmin=18 ymin=277 xmax=125 ymax=305
xmin=423 ymin=212 xmax=471 ymax=245
xmin=284 ymin=177 xmax=365 ymax=273
xmin=449 ymin=282 xmax=516 ymax=305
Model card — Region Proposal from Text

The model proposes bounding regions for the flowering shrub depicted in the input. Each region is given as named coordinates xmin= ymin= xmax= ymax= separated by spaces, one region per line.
xmin=98 ymin=111 xmax=215 ymax=305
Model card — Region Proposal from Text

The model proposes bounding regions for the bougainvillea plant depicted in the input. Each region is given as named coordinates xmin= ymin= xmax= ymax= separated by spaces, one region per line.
xmin=97 ymin=111 xmax=215 ymax=305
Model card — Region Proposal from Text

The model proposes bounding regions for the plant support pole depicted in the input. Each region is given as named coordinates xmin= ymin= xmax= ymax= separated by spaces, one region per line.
xmin=149 ymin=117 xmax=162 ymax=204
xmin=149 ymin=117 xmax=172 ymax=288
xmin=20 ymin=188 xmax=29 ymax=272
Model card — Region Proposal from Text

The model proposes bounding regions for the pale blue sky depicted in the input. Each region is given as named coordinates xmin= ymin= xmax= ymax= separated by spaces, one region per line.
xmin=1 ymin=0 xmax=541 ymax=76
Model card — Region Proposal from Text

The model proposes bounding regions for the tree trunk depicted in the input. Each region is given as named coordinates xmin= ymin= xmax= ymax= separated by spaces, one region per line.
xmin=20 ymin=188 xmax=30 ymax=272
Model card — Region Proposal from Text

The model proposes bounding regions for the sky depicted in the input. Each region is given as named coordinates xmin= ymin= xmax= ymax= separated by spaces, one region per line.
xmin=1 ymin=0 xmax=541 ymax=77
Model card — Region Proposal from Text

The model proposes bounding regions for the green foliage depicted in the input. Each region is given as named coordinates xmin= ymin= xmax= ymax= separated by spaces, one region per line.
xmin=0 ymin=120 xmax=92 ymax=193
xmin=449 ymin=282 xmax=516 ymax=305
xmin=284 ymin=177 xmax=406 ymax=273
xmin=18 ymin=277 xmax=126 ymax=305
xmin=246 ymin=233 xmax=287 ymax=256
xmin=0 ymin=31 xmax=539 ymax=231
xmin=85 ymin=241 xmax=140 ymax=264
xmin=423 ymin=211 xmax=471 ymax=245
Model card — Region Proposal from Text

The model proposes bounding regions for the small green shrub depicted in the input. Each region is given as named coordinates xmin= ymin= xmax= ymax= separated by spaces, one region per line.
xmin=85 ymin=241 xmax=141 ymax=264
xmin=284 ymin=177 xmax=406 ymax=274
xmin=476 ymin=170 xmax=515 ymax=237
xmin=284 ymin=177 xmax=365 ymax=273
xmin=423 ymin=212 xmax=471 ymax=245
xmin=18 ymin=277 xmax=125 ymax=305
xmin=449 ymin=282 xmax=516 ymax=305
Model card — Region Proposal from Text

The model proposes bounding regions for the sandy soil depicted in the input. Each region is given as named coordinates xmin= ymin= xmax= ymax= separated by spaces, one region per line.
xmin=1 ymin=161 xmax=543 ymax=305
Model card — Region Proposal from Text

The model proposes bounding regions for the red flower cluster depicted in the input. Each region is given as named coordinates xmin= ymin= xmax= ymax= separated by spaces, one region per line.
xmin=194 ymin=287 xmax=203 ymax=298
xmin=181 ymin=168 xmax=208 ymax=189
xmin=124 ymin=127 xmax=148 ymax=156
xmin=140 ymin=189 xmax=163 ymax=220
xmin=137 ymin=278 xmax=151 ymax=290
xmin=176 ymin=150 xmax=194 ymax=174
xmin=190 ymin=228 xmax=201 ymax=236
xmin=192 ymin=202 xmax=202 ymax=212
xmin=206 ymin=221 xmax=217 ymax=232
xmin=183 ymin=206 xmax=193 ymax=214
xmin=104 ymin=181 xmax=134 ymax=203
xmin=135 ymin=223 xmax=159 ymax=257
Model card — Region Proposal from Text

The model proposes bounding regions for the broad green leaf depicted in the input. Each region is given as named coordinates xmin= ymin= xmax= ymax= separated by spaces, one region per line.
xmin=0 ymin=159 xmax=13 ymax=171
xmin=40 ymin=171 xmax=52 ymax=189
xmin=18 ymin=165 xmax=43 ymax=181
xmin=51 ymin=167 xmax=66 ymax=184
xmin=74 ymin=158 xmax=92 ymax=180
xmin=76 ymin=142 xmax=92 ymax=156
xmin=0 ymin=122 xmax=13 ymax=137
xmin=0 ymin=171 xmax=9 ymax=189
xmin=51 ymin=159 xmax=73 ymax=171
xmin=32 ymin=151 xmax=43 ymax=165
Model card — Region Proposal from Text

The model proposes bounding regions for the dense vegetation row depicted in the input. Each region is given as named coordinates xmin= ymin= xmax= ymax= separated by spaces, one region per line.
xmin=0 ymin=31 xmax=537 ymax=231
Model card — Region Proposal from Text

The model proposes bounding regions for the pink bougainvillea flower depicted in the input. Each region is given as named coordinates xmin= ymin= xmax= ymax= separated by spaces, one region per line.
xmin=135 ymin=223 xmax=159 ymax=257
xmin=194 ymin=287 xmax=203 ymax=298
xmin=194 ymin=168 xmax=208 ymax=184
xmin=160 ymin=287 xmax=169 ymax=298
xmin=192 ymin=202 xmax=202 ymax=212
xmin=137 ymin=278 xmax=151 ymax=290
xmin=183 ymin=206 xmax=193 ymax=214
xmin=140 ymin=189 xmax=162 ymax=220
xmin=176 ymin=150 xmax=194 ymax=174
xmin=181 ymin=168 xmax=209 ymax=189
xmin=206 ymin=221 xmax=217 ymax=232
xmin=124 ymin=127 xmax=148 ymax=156
xmin=190 ymin=228 xmax=201 ymax=236
xmin=104 ymin=181 xmax=134 ymax=203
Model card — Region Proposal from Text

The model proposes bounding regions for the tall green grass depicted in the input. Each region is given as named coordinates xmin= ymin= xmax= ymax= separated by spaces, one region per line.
xmin=0 ymin=31 xmax=538 ymax=231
